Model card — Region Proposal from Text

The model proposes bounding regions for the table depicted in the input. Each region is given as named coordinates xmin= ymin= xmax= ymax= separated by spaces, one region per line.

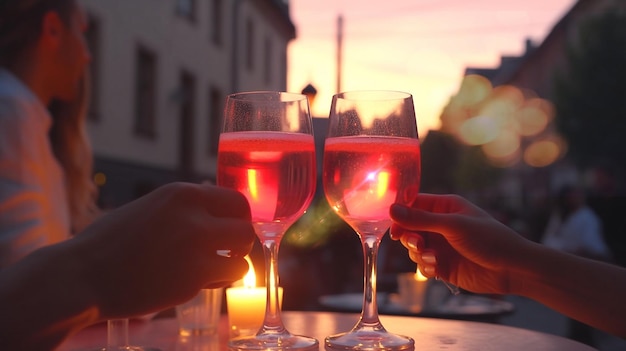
xmin=58 ymin=311 xmax=597 ymax=351
xmin=319 ymin=292 xmax=514 ymax=323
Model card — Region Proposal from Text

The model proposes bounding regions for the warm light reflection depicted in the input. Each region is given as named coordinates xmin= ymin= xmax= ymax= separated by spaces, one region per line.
xmin=249 ymin=151 xmax=282 ymax=162
xmin=247 ymin=169 xmax=259 ymax=201
xmin=243 ymin=167 xmax=277 ymax=220
xmin=344 ymin=169 xmax=397 ymax=219
xmin=376 ymin=171 xmax=390 ymax=198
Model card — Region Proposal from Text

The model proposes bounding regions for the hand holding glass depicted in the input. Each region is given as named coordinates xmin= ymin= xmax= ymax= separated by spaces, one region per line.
xmin=217 ymin=91 xmax=318 ymax=350
xmin=323 ymin=90 xmax=421 ymax=350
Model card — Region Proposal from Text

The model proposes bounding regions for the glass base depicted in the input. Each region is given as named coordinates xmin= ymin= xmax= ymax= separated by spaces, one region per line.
xmin=228 ymin=332 xmax=319 ymax=351
xmin=325 ymin=330 xmax=414 ymax=351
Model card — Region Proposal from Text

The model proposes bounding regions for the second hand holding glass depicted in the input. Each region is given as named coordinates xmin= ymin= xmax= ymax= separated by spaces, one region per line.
xmin=217 ymin=91 xmax=318 ymax=351
xmin=323 ymin=91 xmax=421 ymax=350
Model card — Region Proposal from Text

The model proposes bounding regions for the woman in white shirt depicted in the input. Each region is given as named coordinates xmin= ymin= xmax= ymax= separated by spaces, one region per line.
xmin=0 ymin=0 xmax=97 ymax=267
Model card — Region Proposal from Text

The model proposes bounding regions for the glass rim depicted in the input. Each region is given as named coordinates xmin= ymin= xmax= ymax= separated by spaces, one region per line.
xmin=334 ymin=90 xmax=412 ymax=101
xmin=227 ymin=90 xmax=307 ymax=102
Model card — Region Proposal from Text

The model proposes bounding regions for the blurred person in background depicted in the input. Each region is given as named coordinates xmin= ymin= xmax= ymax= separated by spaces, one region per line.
xmin=540 ymin=184 xmax=612 ymax=345
xmin=0 ymin=3 xmax=259 ymax=349
xmin=0 ymin=0 xmax=98 ymax=268
xmin=541 ymin=184 xmax=612 ymax=262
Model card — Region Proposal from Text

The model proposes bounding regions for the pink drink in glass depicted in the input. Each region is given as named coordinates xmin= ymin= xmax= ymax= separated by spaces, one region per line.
xmin=218 ymin=131 xmax=316 ymax=240
xmin=323 ymin=135 xmax=421 ymax=238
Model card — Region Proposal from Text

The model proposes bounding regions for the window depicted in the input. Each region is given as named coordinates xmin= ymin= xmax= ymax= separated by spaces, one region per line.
xmin=211 ymin=0 xmax=223 ymax=46
xmin=208 ymin=87 xmax=222 ymax=156
xmin=263 ymin=37 xmax=272 ymax=84
xmin=281 ymin=52 xmax=287 ymax=89
xmin=134 ymin=45 xmax=157 ymax=138
xmin=85 ymin=14 xmax=100 ymax=121
xmin=176 ymin=0 xmax=195 ymax=21
xmin=178 ymin=71 xmax=196 ymax=179
xmin=245 ymin=18 xmax=254 ymax=71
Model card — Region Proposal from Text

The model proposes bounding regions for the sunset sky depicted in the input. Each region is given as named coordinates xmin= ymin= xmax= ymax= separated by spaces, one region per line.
xmin=287 ymin=0 xmax=577 ymax=137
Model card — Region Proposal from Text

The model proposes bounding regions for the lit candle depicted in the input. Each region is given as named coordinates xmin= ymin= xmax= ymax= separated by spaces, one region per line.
xmin=396 ymin=266 xmax=429 ymax=313
xmin=415 ymin=266 xmax=429 ymax=282
xmin=226 ymin=256 xmax=283 ymax=337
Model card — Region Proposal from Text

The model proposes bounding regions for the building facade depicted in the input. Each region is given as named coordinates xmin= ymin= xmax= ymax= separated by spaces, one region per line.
xmin=80 ymin=0 xmax=296 ymax=207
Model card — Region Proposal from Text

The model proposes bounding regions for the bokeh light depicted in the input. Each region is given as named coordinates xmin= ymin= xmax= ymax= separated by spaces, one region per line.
xmin=523 ymin=136 xmax=566 ymax=168
xmin=516 ymin=98 xmax=554 ymax=137
xmin=456 ymin=75 xmax=493 ymax=107
xmin=459 ymin=115 xmax=499 ymax=145
xmin=94 ymin=172 xmax=107 ymax=187
xmin=482 ymin=128 xmax=520 ymax=161
xmin=443 ymin=75 xmax=563 ymax=168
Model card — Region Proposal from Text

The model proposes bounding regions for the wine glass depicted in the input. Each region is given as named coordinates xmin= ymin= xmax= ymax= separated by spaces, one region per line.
xmin=217 ymin=91 xmax=319 ymax=351
xmin=322 ymin=90 xmax=421 ymax=350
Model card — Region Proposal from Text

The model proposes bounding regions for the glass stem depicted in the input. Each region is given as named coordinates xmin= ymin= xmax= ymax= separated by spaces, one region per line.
xmin=260 ymin=239 xmax=286 ymax=335
xmin=107 ymin=318 xmax=129 ymax=348
xmin=361 ymin=235 xmax=382 ymax=325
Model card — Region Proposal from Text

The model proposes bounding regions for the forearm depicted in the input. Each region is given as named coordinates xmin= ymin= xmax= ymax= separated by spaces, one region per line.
xmin=512 ymin=242 xmax=626 ymax=337
xmin=0 ymin=240 xmax=100 ymax=350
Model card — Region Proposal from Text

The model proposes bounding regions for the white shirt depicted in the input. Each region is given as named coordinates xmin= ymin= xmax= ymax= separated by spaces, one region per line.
xmin=542 ymin=206 xmax=612 ymax=259
xmin=0 ymin=68 xmax=70 ymax=268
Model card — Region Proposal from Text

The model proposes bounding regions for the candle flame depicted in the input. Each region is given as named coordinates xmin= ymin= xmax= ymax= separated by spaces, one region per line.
xmin=247 ymin=169 xmax=258 ymax=201
xmin=343 ymin=169 xmax=397 ymax=220
xmin=415 ymin=265 xmax=428 ymax=282
xmin=376 ymin=171 xmax=389 ymax=198
xmin=365 ymin=170 xmax=391 ymax=199
xmin=243 ymin=255 xmax=257 ymax=288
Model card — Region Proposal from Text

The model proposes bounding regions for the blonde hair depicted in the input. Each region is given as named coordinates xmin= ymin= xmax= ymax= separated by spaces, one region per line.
xmin=48 ymin=72 xmax=99 ymax=233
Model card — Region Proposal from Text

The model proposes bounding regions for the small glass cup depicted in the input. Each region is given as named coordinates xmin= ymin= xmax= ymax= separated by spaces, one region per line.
xmin=397 ymin=272 xmax=430 ymax=313
xmin=176 ymin=288 xmax=223 ymax=337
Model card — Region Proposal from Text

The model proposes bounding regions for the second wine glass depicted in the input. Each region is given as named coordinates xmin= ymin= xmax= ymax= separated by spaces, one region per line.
xmin=323 ymin=90 xmax=421 ymax=350
xmin=217 ymin=91 xmax=319 ymax=351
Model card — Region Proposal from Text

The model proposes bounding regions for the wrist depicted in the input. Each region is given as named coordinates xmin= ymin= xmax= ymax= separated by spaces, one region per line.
xmin=505 ymin=240 xmax=546 ymax=296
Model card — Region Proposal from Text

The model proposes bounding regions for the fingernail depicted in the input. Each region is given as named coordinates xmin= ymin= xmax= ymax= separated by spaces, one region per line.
xmin=406 ymin=236 xmax=418 ymax=250
xmin=422 ymin=252 xmax=436 ymax=264
xmin=390 ymin=204 xmax=410 ymax=219
xmin=423 ymin=265 xmax=436 ymax=275
xmin=389 ymin=227 xmax=401 ymax=240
